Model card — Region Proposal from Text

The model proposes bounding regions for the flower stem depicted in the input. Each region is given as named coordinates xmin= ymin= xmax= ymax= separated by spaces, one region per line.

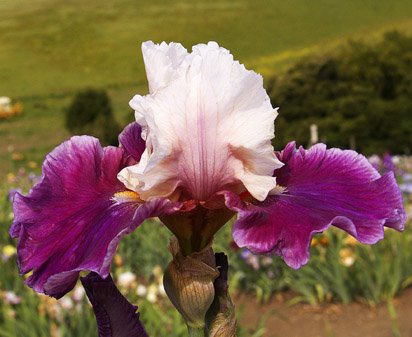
xmin=188 ymin=326 xmax=205 ymax=337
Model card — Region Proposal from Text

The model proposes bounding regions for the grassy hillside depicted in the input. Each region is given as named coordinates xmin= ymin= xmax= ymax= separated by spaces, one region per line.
xmin=2 ymin=0 xmax=412 ymax=97
xmin=1 ymin=0 xmax=412 ymax=175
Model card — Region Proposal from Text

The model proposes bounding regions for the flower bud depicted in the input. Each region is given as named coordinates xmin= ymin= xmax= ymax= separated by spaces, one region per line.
xmin=163 ymin=237 xmax=219 ymax=329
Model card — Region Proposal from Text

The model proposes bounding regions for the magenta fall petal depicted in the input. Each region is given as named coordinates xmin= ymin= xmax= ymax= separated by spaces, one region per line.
xmin=118 ymin=122 xmax=146 ymax=162
xmin=10 ymin=135 xmax=180 ymax=298
xmin=223 ymin=142 xmax=407 ymax=269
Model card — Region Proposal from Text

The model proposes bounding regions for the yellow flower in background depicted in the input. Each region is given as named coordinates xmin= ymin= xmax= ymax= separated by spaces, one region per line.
xmin=310 ymin=237 xmax=318 ymax=247
xmin=318 ymin=236 xmax=329 ymax=247
xmin=344 ymin=235 xmax=359 ymax=246
xmin=339 ymin=248 xmax=356 ymax=267
xmin=2 ymin=245 xmax=16 ymax=258
xmin=6 ymin=173 xmax=16 ymax=183
xmin=12 ymin=102 xmax=23 ymax=115
xmin=152 ymin=265 xmax=163 ymax=280
xmin=114 ymin=254 xmax=123 ymax=267
xmin=147 ymin=284 xmax=158 ymax=303
xmin=28 ymin=161 xmax=38 ymax=169
xmin=311 ymin=235 xmax=329 ymax=248
xmin=11 ymin=152 xmax=24 ymax=161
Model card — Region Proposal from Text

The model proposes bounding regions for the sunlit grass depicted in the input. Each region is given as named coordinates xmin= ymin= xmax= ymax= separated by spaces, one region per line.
xmin=2 ymin=0 xmax=412 ymax=98
xmin=2 ymin=0 xmax=412 ymax=176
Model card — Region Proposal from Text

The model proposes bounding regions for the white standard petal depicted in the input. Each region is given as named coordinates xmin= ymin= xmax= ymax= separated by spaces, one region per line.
xmin=141 ymin=41 xmax=188 ymax=94
xmin=120 ymin=41 xmax=283 ymax=202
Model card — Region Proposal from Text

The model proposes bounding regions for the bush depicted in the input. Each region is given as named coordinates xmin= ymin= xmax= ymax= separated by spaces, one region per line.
xmin=65 ymin=89 xmax=121 ymax=145
xmin=268 ymin=30 xmax=412 ymax=155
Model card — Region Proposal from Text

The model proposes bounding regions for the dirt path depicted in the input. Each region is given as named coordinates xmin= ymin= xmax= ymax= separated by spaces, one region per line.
xmin=235 ymin=288 xmax=412 ymax=337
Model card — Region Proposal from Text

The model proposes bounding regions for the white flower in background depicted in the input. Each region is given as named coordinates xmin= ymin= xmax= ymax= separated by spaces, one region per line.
xmin=339 ymin=248 xmax=356 ymax=267
xmin=368 ymin=154 xmax=381 ymax=167
xmin=0 ymin=96 xmax=11 ymax=112
xmin=392 ymin=155 xmax=401 ymax=165
xmin=261 ymin=256 xmax=273 ymax=267
xmin=2 ymin=291 xmax=21 ymax=305
xmin=146 ymin=292 xmax=157 ymax=303
xmin=72 ymin=285 xmax=85 ymax=303
xmin=248 ymin=255 xmax=260 ymax=270
xmin=117 ymin=271 xmax=137 ymax=288
xmin=136 ymin=284 xmax=148 ymax=297
xmin=59 ymin=296 xmax=74 ymax=310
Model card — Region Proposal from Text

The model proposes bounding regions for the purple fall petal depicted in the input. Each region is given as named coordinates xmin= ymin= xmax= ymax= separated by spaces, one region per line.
xmin=81 ymin=272 xmax=148 ymax=337
xmin=118 ymin=122 xmax=146 ymax=162
xmin=10 ymin=136 xmax=181 ymax=297
xmin=223 ymin=142 xmax=406 ymax=269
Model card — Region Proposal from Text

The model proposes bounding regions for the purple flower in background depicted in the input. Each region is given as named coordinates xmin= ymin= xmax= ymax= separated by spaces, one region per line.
xmin=369 ymin=153 xmax=402 ymax=177
xmin=403 ymin=173 xmax=412 ymax=182
xmin=10 ymin=41 xmax=406 ymax=298
xmin=28 ymin=172 xmax=40 ymax=185
xmin=400 ymin=181 xmax=412 ymax=196
xmin=383 ymin=153 xmax=396 ymax=173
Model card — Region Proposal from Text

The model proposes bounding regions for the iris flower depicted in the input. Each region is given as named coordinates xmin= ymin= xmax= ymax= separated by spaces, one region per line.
xmin=10 ymin=41 xmax=406 ymax=298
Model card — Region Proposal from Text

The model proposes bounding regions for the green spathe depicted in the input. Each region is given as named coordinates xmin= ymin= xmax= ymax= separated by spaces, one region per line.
xmin=163 ymin=237 xmax=218 ymax=334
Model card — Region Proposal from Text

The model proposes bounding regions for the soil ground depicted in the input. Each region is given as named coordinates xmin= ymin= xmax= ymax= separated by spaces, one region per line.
xmin=235 ymin=288 xmax=412 ymax=337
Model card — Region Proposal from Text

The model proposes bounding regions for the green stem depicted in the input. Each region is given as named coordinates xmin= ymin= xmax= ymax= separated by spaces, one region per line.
xmin=188 ymin=325 xmax=205 ymax=337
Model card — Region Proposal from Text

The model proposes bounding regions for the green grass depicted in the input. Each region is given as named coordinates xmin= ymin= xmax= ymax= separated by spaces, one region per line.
xmin=2 ymin=0 xmax=412 ymax=176
xmin=2 ymin=0 xmax=412 ymax=98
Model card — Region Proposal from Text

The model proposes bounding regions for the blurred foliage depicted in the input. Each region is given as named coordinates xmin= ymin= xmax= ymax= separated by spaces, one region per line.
xmin=118 ymin=219 xmax=172 ymax=279
xmin=223 ymin=226 xmax=412 ymax=306
xmin=65 ymin=89 xmax=121 ymax=145
xmin=1 ymin=156 xmax=411 ymax=335
xmin=284 ymin=228 xmax=412 ymax=305
xmin=269 ymin=30 xmax=412 ymax=155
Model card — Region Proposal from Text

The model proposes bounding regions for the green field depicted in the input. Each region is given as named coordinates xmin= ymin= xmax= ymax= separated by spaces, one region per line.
xmin=1 ymin=0 xmax=412 ymax=175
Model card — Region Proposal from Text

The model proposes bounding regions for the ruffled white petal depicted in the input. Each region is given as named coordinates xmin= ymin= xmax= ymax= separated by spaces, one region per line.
xmin=141 ymin=41 xmax=188 ymax=94
xmin=119 ymin=41 xmax=283 ymax=201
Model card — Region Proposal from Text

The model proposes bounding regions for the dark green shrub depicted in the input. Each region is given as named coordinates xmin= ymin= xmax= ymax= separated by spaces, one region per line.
xmin=65 ymin=88 xmax=121 ymax=145
xmin=268 ymin=30 xmax=412 ymax=155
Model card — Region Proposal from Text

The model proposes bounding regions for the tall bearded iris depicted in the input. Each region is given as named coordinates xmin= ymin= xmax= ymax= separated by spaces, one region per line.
xmin=10 ymin=41 xmax=406 ymax=299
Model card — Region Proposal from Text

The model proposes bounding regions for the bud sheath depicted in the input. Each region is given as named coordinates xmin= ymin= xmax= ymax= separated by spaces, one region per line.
xmin=163 ymin=237 xmax=219 ymax=331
